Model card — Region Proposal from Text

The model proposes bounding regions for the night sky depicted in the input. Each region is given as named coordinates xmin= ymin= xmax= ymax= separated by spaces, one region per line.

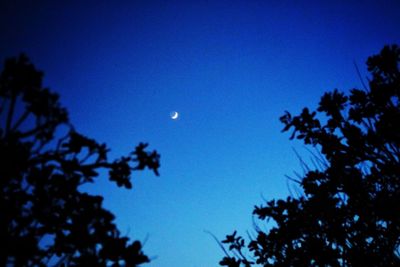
xmin=1 ymin=1 xmax=399 ymax=266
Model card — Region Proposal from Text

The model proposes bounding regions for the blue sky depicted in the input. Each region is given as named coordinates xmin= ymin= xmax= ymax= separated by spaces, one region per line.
xmin=1 ymin=1 xmax=399 ymax=266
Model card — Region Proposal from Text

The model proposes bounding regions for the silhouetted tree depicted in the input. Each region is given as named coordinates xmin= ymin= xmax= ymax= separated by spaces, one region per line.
xmin=220 ymin=45 xmax=400 ymax=266
xmin=0 ymin=54 xmax=160 ymax=266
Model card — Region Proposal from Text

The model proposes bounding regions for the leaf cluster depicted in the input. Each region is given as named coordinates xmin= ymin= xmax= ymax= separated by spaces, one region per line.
xmin=0 ymin=54 xmax=160 ymax=266
xmin=220 ymin=45 xmax=400 ymax=266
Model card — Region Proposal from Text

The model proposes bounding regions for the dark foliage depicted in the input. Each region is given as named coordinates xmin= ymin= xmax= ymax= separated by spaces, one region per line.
xmin=220 ymin=45 xmax=400 ymax=266
xmin=0 ymin=54 xmax=160 ymax=266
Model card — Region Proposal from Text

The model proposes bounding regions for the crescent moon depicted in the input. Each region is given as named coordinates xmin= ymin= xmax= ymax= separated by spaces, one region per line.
xmin=171 ymin=111 xmax=179 ymax=120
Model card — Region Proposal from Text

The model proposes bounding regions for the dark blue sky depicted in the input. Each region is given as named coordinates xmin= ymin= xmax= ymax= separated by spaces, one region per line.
xmin=1 ymin=1 xmax=399 ymax=266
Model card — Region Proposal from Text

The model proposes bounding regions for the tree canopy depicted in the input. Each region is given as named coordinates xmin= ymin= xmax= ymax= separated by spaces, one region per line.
xmin=220 ymin=45 xmax=400 ymax=266
xmin=0 ymin=54 xmax=160 ymax=266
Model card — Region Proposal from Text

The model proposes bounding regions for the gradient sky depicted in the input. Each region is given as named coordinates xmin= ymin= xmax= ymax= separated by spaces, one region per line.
xmin=1 ymin=1 xmax=399 ymax=266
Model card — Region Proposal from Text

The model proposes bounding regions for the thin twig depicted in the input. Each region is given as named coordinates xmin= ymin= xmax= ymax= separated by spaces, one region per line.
xmin=12 ymin=110 xmax=30 ymax=131
xmin=204 ymin=230 xmax=230 ymax=257
xmin=353 ymin=61 xmax=368 ymax=92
